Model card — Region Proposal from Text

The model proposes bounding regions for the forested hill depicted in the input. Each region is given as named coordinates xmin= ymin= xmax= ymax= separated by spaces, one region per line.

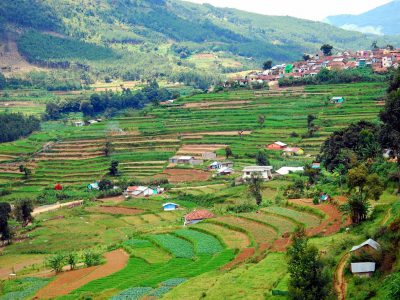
xmin=326 ymin=0 xmax=400 ymax=35
xmin=1 ymin=0 xmax=400 ymax=84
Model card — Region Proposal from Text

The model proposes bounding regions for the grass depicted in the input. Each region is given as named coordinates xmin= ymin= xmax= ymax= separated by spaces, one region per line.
xmin=162 ymin=252 xmax=287 ymax=300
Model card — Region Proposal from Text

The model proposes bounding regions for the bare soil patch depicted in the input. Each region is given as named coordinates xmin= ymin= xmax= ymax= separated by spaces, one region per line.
xmin=182 ymin=131 xmax=251 ymax=137
xmin=87 ymin=206 xmax=144 ymax=215
xmin=222 ymin=248 xmax=255 ymax=270
xmin=289 ymin=199 xmax=350 ymax=236
xmin=0 ymin=101 xmax=39 ymax=107
xmin=158 ymin=169 xmax=210 ymax=183
xmin=35 ymin=249 xmax=129 ymax=299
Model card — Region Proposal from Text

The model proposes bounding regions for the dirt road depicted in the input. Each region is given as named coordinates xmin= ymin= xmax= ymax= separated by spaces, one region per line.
xmin=334 ymin=253 xmax=349 ymax=300
xmin=32 ymin=200 xmax=84 ymax=217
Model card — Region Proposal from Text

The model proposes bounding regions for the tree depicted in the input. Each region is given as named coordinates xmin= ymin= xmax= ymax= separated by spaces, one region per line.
xmin=263 ymin=60 xmax=273 ymax=70
xmin=371 ymin=40 xmax=379 ymax=50
xmin=304 ymin=164 xmax=321 ymax=185
xmin=303 ymin=54 xmax=311 ymax=61
xmin=225 ymin=146 xmax=233 ymax=159
xmin=19 ymin=165 xmax=31 ymax=179
xmin=307 ymin=114 xmax=318 ymax=137
xmin=83 ymin=250 xmax=101 ymax=267
xmin=66 ymin=252 xmax=78 ymax=270
xmin=104 ymin=141 xmax=113 ymax=157
xmin=99 ymin=179 xmax=113 ymax=191
xmin=379 ymin=76 xmax=400 ymax=193
xmin=47 ymin=254 xmax=65 ymax=273
xmin=0 ymin=73 xmax=6 ymax=90
xmin=258 ymin=114 xmax=266 ymax=128
xmin=346 ymin=165 xmax=384 ymax=223
xmin=320 ymin=121 xmax=379 ymax=172
xmin=248 ymin=173 xmax=263 ymax=206
xmin=386 ymin=44 xmax=394 ymax=51
xmin=0 ymin=202 xmax=12 ymax=243
xmin=109 ymin=160 xmax=119 ymax=176
xmin=45 ymin=102 xmax=61 ymax=120
xmin=80 ymin=100 xmax=94 ymax=117
xmin=255 ymin=150 xmax=269 ymax=166
xmin=14 ymin=199 xmax=34 ymax=226
xmin=287 ymin=227 xmax=331 ymax=300
xmin=320 ymin=44 xmax=333 ymax=56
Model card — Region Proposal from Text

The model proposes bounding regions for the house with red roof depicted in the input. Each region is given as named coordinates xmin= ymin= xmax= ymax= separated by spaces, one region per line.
xmin=184 ymin=210 xmax=215 ymax=226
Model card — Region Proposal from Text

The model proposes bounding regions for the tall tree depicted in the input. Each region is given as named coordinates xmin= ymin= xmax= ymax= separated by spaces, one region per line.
xmin=248 ymin=173 xmax=263 ymax=206
xmin=379 ymin=71 xmax=400 ymax=193
xmin=307 ymin=114 xmax=317 ymax=137
xmin=263 ymin=60 xmax=273 ymax=70
xmin=14 ymin=199 xmax=34 ymax=227
xmin=225 ymin=146 xmax=233 ymax=159
xmin=320 ymin=44 xmax=333 ymax=56
xmin=109 ymin=160 xmax=119 ymax=176
xmin=0 ymin=202 xmax=12 ymax=243
xmin=258 ymin=114 xmax=266 ymax=128
xmin=346 ymin=164 xmax=384 ymax=223
xmin=287 ymin=227 xmax=331 ymax=300
xmin=255 ymin=150 xmax=269 ymax=166
xmin=104 ymin=141 xmax=113 ymax=157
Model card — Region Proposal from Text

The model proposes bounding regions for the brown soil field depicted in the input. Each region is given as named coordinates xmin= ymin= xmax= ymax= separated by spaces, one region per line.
xmin=87 ymin=206 xmax=144 ymax=215
xmin=193 ymin=53 xmax=216 ymax=59
xmin=184 ymin=100 xmax=251 ymax=108
xmin=222 ymin=248 xmax=255 ymax=270
xmin=158 ymin=169 xmax=211 ymax=183
xmin=290 ymin=199 xmax=350 ymax=236
xmin=35 ymin=249 xmax=129 ymax=299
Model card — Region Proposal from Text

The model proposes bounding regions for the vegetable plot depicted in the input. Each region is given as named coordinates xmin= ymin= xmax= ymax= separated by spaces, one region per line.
xmin=174 ymin=229 xmax=223 ymax=254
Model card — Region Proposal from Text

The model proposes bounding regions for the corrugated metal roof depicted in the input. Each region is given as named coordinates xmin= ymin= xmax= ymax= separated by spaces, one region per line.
xmin=351 ymin=262 xmax=375 ymax=273
xmin=350 ymin=239 xmax=381 ymax=252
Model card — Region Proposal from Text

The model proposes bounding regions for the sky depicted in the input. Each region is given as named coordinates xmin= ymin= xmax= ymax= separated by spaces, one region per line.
xmin=184 ymin=0 xmax=393 ymax=21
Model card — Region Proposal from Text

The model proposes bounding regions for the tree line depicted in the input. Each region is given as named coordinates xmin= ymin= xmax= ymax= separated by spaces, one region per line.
xmin=279 ymin=68 xmax=388 ymax=87
xmin=0 ymin=199 xmax=33 ymax=245
xmin=44 ymin=81 xmax=177 ymax=120
xmin=0 ymin=113 xmax=40 ymax=143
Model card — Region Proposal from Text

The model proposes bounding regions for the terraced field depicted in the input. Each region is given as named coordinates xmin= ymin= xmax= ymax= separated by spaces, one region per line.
xmin=0 ymin=82 xmax=385 ymax=200
xmin=58 ymin=229 xmax=234 ymax=299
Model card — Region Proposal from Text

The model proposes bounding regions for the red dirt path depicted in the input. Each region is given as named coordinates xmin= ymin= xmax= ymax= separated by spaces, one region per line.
xmin=35 ymin=249 xmax=129 ymax=299
xmin=290 ymin=199 xmax=351 ymax=236
xmin=222 ymin=248 xmax=255 ymax=270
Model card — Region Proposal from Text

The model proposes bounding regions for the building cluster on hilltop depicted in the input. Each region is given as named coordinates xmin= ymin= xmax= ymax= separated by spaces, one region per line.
xmin=227 ymin=48 xmax=400 ymax=86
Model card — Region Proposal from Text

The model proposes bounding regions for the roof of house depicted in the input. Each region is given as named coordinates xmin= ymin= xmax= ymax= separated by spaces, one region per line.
xmin=185 ymin=210 xmax=215 ymax=221
xmin=274 ymin=141 xmax=287 ymax=147
xmin=218 ymin=167 xmax=233 ymax=174
xmin=126 ymin=186 xmax=150 ymax=192
xmin=351 ymin=262 xmax=376 ymax=273
xmin=163 ymin=202 xmax=179 ymax=207
xmin=179 ymin=156 xmax=194 ymax=160
xmin=350 ymin=239 xmax=381 ymax=252
xmin=276 ymin=167 xmax=304 ymax=175
xmin=243 ymin=166 xmax=273 ymax=172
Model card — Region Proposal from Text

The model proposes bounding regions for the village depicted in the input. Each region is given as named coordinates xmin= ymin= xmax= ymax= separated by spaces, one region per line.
xmin=227 ymin=47 xmax=400 ymax=86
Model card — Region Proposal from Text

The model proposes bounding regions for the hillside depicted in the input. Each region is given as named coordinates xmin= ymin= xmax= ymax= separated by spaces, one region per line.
xmin=325 ymin=0 xmax=400 ymax=35
xmin=1 ymin=0 xmax=400 ymax=83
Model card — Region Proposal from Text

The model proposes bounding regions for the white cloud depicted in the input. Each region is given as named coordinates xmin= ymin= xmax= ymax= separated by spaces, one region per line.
xmin=340 ymin=24 xmax=384 ymax=35
xmin=183 ymin=0 xmax=393 ymax=21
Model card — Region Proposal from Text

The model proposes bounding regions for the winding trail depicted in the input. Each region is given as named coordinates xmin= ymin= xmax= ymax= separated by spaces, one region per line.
xmin=334 ymin=253 xmax=349 ymax=300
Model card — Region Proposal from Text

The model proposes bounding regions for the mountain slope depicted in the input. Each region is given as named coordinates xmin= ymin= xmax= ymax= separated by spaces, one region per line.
xmin=1 ymin=0 xmax=400 ymax=83
xmin=325 ymin=0 xmax=400 ymax=35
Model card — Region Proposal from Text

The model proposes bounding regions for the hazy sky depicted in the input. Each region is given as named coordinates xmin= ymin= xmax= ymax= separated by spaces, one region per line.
xmin=184 ymin=0 xmax=393 ymax=21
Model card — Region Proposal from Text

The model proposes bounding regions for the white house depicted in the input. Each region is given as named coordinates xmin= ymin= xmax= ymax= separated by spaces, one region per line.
xmin=217 ymin=167 xmax=233 ymax=176
xmin=74 ymin=121 xmax=84 ymax=127
xmin=124 ymin=186 xmax=154 ymax=197
xmin=276 ymin=167 xmax=304 ymax=175
xmin=350 ymin=239 xmax=381 ymax=254
xmin=242 ymin=166 xmax=273 ymax=181
xmin=351 ymin=262 xmax=376 ymax=277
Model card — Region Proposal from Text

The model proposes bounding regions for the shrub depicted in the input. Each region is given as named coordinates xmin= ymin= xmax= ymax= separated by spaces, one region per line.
xmin=83 ymin=251 xmax=102 ymax=267
xmin=47 ymin=254 xmax=65 ymax=273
